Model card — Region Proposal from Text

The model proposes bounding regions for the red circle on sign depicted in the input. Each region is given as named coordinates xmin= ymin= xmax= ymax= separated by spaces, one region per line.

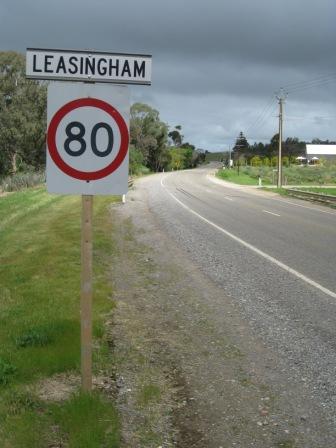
xmin=47 ymin=98 xmax=129 ymax=181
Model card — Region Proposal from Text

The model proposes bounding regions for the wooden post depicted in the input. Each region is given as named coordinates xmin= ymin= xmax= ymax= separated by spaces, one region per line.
xmin=81 ymin=195 xmax=93 ymax=391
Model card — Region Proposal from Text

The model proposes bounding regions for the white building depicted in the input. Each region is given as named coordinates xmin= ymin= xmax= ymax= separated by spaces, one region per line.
xmin=306 ymin=144 xmax=336 ymax=162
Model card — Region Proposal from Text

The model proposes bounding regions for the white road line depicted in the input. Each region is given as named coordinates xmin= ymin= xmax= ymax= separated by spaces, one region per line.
xmin=206 ymin=174 xmax=336 ymax=216
xmin=262 ymin=210 xmax=281 ymax=217
xmin=224 ymin=197 xmax=233 ymax=201
xmin=160 ymin=176 xmax=336 ymax=300
xmin=273 ymin=198 xmax=336 ymax=216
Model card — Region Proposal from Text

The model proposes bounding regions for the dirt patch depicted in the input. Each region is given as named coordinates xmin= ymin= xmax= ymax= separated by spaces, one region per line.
xmin=34 ymin=373 xmax=117 ymax=403
xmin=35 ymin=374 xmax=80 ymax=402
xmin=0 ymin=191 xmax=12 ymax=198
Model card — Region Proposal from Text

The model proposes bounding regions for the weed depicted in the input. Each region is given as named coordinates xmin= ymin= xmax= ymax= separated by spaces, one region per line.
xmin=0 ymin=171 xmax=45 ymax=192
xmin=4 ymin=389 xmax=40 ymax=415
xmin=16 ymin=327 xmax=53 ymax=348
xmin=137 ymin=383 xmax=161 ymax=406
xmin=0 ymin=358 xmax=16 ymax=385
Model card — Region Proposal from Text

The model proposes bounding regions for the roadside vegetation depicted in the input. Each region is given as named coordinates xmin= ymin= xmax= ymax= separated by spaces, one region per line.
xmin=0 ymin=171 xmax=45 ymax=192
xmin=0 ymin=51 xmax=206 ymax=195
xmin=129 ymin=105 xmax=205 ymax=175
xmin=0 ymin=49 xmax=208 ymax=446
xmin=0 ymin=188 xmax=120 ymax=446
xmin=293 ymin=187 xmax=336 ymax=196
xmin=217 ymin=163 xmax=336 ymax=186
xmin=215 ymin=131 xmax=335 ymax=187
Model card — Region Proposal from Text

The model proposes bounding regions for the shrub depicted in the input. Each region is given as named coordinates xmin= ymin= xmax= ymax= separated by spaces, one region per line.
xmin=250 ymin=156 xmax=262 ymax=167
xmin=16 ymin=328 xmax=53 ymax=348
xmin=0 ymin=171 xmax=45 ymax=192
xmin=0 ymin=357 xmax=16 ymax=385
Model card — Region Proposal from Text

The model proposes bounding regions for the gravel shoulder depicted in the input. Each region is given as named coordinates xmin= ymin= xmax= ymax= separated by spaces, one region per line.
xmin=108 ymin=175 xmax=336 ymax=447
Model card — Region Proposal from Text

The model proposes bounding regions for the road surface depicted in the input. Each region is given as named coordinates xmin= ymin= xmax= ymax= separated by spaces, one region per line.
xmin=113 ymin=166 xmax=336 ymax=447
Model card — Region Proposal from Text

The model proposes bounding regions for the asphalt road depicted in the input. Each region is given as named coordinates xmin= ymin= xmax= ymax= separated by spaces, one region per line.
xmin=161 ymin=167 xmax=336 ymax=294
xmin=137 ymin=166 xmax=336 ymax=426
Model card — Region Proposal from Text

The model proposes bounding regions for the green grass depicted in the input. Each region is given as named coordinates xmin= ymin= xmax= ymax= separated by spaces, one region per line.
xmin=1 ymin=391 xmax=120 ymax=448
xmin=217 ymin=164 xmax=336 ymax=186
xmin=0 ymin=187 xmax=121 ymax=446
xmin=217 ymin=168 xmax=267 ymax=185
xmin=295 ymin=187 xmax=336 ymax=196
xmin=50 ymin=392 xmax=120 ymax=448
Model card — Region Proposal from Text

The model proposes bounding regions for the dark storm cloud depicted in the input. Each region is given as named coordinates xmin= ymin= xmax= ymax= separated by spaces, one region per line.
xmin=1 ymin=0 xmax=335 ymax=149
xmin=2 ymin=0 xmax=334 ymax=67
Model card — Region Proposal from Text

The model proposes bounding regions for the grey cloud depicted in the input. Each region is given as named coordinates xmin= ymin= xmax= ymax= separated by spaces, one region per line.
xmin=0 ymin=0 xmax=335 ymax=149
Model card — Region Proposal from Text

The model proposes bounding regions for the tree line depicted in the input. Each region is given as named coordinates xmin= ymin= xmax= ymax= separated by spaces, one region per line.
xmin=229 ymin=131 xmax=335 ymax=167
xmin=0 ymin=51 xmax=204 ymax=179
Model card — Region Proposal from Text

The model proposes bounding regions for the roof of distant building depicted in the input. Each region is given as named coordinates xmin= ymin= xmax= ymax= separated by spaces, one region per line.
xmin=306 ymin=144 xmax=336 ymax=155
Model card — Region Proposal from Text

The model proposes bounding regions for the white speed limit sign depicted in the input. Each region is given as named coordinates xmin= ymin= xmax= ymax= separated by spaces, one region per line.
xmin=46 ymin=82 xmax=130 ymax=195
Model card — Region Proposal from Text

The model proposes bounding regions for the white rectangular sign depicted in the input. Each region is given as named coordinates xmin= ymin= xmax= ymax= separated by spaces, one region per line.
xmin=27 ymin=48 xmax=152 ymax=85
xmin=47 ymin=82 xmax=130 ymax=195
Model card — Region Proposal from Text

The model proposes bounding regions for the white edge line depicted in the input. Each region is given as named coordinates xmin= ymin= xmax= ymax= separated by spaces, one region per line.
xmin=161 ymin=175 xmax=336 ymax=300
xmin=262 ymin=210 xmax=281 ymax=217
xmin=274 ymin=197 xmax=336 ymax=216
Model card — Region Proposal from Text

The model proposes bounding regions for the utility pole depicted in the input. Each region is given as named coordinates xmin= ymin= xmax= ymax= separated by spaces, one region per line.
xmin=276 ymin=89 xmax=286 ymax=188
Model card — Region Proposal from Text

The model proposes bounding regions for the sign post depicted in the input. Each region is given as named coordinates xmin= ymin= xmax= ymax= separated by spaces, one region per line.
xmin=27 ymin=47 xmax=152 ymax=391
xmin=81 ymin=195 xmax=93 ymax=390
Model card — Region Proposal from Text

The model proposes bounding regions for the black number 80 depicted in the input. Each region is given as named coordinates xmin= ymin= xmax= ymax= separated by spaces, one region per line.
xmin=64 ymin=121 xmax=114 ymax=157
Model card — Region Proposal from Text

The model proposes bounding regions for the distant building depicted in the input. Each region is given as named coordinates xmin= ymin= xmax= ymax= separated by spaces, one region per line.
xmin=305 ymin=144 xmax=336 ymax=162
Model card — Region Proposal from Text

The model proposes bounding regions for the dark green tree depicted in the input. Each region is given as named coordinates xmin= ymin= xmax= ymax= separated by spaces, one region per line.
xmin=0 ymin=51 xmax=47 ymax=175
xmin=130 ymin=103 xmax=169 ymax=172
xmin=233 ymin=131 xmax=249 ymax=160
xmin=168 ymin=125 xmax=183 ymax=146
xmin=269 ymin=133 xmax=279 ymax=157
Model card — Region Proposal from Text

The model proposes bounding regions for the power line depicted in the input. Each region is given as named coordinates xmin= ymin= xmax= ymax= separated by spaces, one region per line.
xmin=233 ymin=73 xmax=336 ymax=148
xmin=245 ymin=96 xmax=277 ymax=136
xmin=282 ymin=72 xmax=336 ymax=90
xmin=286 ymin=76 xmax=336 ymax=94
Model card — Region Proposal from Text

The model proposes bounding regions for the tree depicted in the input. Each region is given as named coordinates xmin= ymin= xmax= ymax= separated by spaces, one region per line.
xmin=130 ymin=102 xmax=168 ymax=172
xmin=168 ymin=125 xmax=183 ymax=146
xmin=129 ymin=145 xmax=144 ymax=175
xmin=233 ymin=131 xmax=249 ymax=160
xmin=269 ymin=133 xmax=279 ymax=157
xmin=250 ymin=155 xmax=262 ymax=167
xmin=283 ymin=137 xmax=306 ymax=159
xmin=0 ymin=51 xmax=47 ymax=175
xmin=169 ymin=147 xmax=185 ymax=170
xmin=250 ymin=142 xmax=267 ymax=158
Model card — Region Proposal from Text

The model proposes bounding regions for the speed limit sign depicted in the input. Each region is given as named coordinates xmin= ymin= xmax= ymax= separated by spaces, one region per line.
xmin=27 ymin=48 xmax=151 ymax=392
xmin=46 ymin=82 xmax=130 ymax=194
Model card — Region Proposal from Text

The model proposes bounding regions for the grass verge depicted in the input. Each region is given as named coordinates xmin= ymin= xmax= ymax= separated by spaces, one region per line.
xmin=216 ymin=164 xmax=336 ymax=186
xmin=0 ymin=187 xmax=120 ymax=446
xmin=294 ymin=187 xmax=336 ymax=196
xmin=216 ymin=168 xmax=265 ymax=185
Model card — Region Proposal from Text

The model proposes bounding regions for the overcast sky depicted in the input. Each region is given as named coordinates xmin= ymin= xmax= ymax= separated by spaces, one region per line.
xmin=1 ymin=0 xmax=335 ymax=151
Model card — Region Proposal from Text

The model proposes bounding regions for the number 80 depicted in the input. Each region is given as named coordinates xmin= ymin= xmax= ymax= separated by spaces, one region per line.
xmin=64 ymin=121 xmax=114 ymax=157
